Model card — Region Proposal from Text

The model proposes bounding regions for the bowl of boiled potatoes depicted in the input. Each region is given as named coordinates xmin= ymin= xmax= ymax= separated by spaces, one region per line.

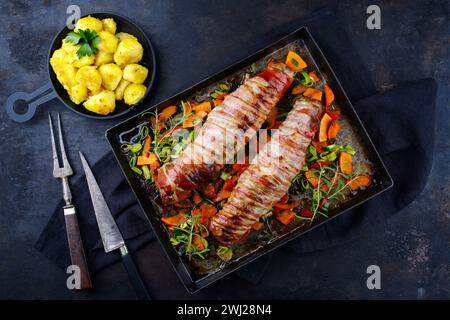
xmin=48 ymin=13 xmax=156 ymax=119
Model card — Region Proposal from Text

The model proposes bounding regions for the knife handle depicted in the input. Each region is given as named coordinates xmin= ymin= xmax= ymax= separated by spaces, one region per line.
xmin=120 ymin=245 xmax=151 ymax=300
xmin=64 ymin=205 xmax=92 ymax=290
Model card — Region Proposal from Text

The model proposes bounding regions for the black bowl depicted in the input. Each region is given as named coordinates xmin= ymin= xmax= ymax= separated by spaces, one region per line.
xmin=47 ymin=12 xmax=156 ymax=120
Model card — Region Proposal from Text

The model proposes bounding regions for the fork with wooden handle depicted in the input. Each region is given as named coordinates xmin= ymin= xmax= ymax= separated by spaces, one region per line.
xmin=49 ymin=113 xmax=92 ymax=290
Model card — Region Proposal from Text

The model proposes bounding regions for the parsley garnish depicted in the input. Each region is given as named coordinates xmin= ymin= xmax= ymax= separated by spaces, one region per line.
xmin=64 ymin=29 xmax=100 ymax=58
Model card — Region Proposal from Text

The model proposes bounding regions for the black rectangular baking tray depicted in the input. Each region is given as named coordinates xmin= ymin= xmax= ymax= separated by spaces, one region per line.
xmin=106 ymin=26 xmax=393 ymax=293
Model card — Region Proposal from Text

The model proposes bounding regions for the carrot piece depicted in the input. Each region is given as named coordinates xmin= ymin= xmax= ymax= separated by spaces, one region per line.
xmin=347 ymin=175 xmax=372 ymax=190
xmin=324 ymin=84 xmax=335 ymax=108
xmin=150 ymin=116 xmax=164 ymax=132
xmin=311 ymin=140 xmax=328 ymax=153
xmin=327 ymin=121 xmax=341 ymax=139
xmin=303 ymin=88 xmax=323 ymax=101
xmin=291 ymin=84 xmax=308 ymax=95
xmin=318 ymin=113 xmax=333 ymax=142
xmin=159 ymin=105 xmax=177 ymax=122
xmin=142 ymin=135 xmax=152 ymax=156
xmin=214 ymin=189 xmax=231 ymax=202
xmin=305 ymin=170 xmax=319 ymax=188
xmin=183 ymin=110 xmax=207 ymax=128
xmin=285 ymin=51 xmax=307 ymax=71
xmin=203 ymin=183 xmax=216 ymax=198
xmin=326 ymin=110 xmax=341 ymax=121
xmin=251 ymin=221 xmax=263 ymax=230
xmin=193 ymin=235 xmax=205 ymax=250
xmin=266 ymin=105 xmax=278 ymax=129
xmin=339 ymin=152 xmax=353 ymax=174
xmin=274 ymin=201 xmax=300 ymax=210
xmin=200 ymin=203 xmax=217 ymax=219
xmin=192 ymin=101 xmax=212 ymax=114
xmin=276 ymin=210 xmax=296 ymax=225
xmin=193 ymin=193 xmax=202 ymax=205
xmin=309 ymin=70 xmax=320 ymax=82
xmin=161 ymin=213 xmax=186 ymax=227
xmin=215 ymin=93 xmax=229 ymax=100
xmin=137 ymin=152 xmax=159 ymax=170
xmin=213 ymin=99 xmax=223 ymax=106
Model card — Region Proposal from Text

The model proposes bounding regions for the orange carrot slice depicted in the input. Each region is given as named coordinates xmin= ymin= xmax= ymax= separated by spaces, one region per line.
xmin=303 ymin=88 xmax=323 ymax=101
xmin=318 ymin=113 xmax=333 ymax=142
xmin=276 ymin=210 xmax=296 ymax=225
xmin=285 ymin=51 xmax=307 ymax=71
xmin=347 ymin=175 xmax=372 ymax=190
xmin=324 ymin=84 xmax=335 ymax=108
xmin=339 ymin=152 xmax=353 ymax=174
xmin=305 ymin=170 xmax=319 ymax=188
xmin=161 ymin=213 xmax=186 ymax=227
xmin=159 ymin=105 xmax=177 ymax=122
xmin=327 ymin=121 xmax=341 ymax=139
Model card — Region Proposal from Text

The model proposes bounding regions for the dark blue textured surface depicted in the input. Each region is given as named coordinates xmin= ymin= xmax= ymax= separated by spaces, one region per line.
xmin=0 ymin=0 xmax=448 ymax=299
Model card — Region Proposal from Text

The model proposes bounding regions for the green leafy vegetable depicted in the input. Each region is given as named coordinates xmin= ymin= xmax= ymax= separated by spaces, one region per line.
xmin=64 ymin=29 xmax=100 ymax=58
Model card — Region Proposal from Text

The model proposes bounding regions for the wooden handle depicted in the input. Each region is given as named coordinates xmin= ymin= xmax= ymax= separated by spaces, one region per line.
xmin=64 ymin=205 xmax=92 ymax=290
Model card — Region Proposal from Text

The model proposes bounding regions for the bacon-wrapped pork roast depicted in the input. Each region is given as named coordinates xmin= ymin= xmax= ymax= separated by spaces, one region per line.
xmin=210 ymin=97 xmax=322 ymax=244
xmin=155 ymin=63 xmax=294 ymax=206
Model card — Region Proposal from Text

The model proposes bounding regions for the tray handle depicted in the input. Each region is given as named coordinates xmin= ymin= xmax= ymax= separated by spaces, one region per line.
xmin=6 ymin=81 xmax=57 ymax=123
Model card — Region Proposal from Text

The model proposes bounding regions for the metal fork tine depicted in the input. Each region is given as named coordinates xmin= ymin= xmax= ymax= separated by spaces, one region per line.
xmin=48 ymin=113 xmax=60 ymax=172
xmin=57 ymin=113 xmax=72 ymax=171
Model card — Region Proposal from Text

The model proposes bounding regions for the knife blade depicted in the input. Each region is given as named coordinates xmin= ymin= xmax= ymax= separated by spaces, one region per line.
xmin=79 ymin=151 xmax=151 ymax=300
xmin=79 ymin=151 xmax=124 ymax=252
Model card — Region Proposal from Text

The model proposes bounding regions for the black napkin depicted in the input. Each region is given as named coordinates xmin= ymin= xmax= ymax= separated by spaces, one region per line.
xmin=35 ymin=8 xmax=437 ymax=286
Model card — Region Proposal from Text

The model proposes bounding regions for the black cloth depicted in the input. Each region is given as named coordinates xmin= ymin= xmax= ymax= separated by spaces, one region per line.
xmin=35 ymin=8 xmax=438 ymax=286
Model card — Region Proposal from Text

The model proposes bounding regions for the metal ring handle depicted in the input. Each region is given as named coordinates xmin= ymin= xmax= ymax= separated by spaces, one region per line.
xmin=6 ymin=82 xmax=57 ymax=123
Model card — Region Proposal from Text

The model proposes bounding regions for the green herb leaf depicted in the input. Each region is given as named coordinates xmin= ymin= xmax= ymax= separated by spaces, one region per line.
xmin=65 ymin=32 xmax=82 ymax=45
xmin=64 ymin=28 xmax=100 ymax=58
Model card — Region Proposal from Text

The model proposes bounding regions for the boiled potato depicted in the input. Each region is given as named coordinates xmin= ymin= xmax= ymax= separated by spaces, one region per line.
xmin=115 ymin=32 xmax=137 ymax=42
xmin=83 ymin=90 xmax=116 ymax=115
xmin=61 ymin=41 xmax=95 ymax=67
xmin=98 ymin=63 xmax=123 ymax=91
xmin=56 ymin=64 xmax=78 ymax=90
xmin=115 ymin=79 xmax=130 ymax=100
xmin=50 ymin=49 xmax=68 ymax=71
xmin=114 ymin=38 xmax=143 ymax=68
xmin=97 ymin=30 xmax=118 ymax=53
xmin=75 ymin=66 xmax=102 ymax=93
xmin=124 ymin=84 xmax=146 ymax=105
xmin=123 ymin=64 xmax=148 ymax=84
xmin=102 ymin=18 xmax=116 ymax=34
xmin=95 ymin=50 xmax=113 ymax=66
xmin=75 ymin=16 xmax=103 ymax=33
xmin=69 ymin=84 xmax=88 ymax=104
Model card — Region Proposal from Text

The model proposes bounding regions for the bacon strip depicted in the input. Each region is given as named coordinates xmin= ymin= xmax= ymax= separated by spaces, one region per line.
xmin=155 ymin=63 xmax=294 ymax=206
xmin=210 ymin=98 xmax=322 ymax=244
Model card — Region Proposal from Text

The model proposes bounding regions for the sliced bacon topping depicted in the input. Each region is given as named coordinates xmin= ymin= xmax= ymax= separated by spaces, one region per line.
xmin=155 ymin=63 xmax=294 ymax=206
xmin=210 ymin=98 xmax=322 ymax=244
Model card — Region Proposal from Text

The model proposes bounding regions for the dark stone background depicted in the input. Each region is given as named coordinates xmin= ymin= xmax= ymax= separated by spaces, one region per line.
xmin=0 ymin=0 xmax=448 ymax=299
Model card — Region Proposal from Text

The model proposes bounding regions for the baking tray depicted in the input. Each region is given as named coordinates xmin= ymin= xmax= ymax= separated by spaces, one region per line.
xmin=106 ymin=26 xmax=393 ymax=293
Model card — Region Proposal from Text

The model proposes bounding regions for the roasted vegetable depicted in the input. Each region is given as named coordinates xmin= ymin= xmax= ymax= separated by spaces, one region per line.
xmin=339 ymin=152 xmax=353 ymax=174
xmin=324 ymin=84 xmax=335 ymax=108
xmin=303 ymin=88 xmax=323 ymax=101
xmin=327 ymin=121 xmax=341 ymax=140
xmin=318 ymin=113 xmax=333 ymax=142
xmin=75 ymin=66 xmax=102 ymax=93
xmin=285 ymin=51 xmax=307 ymax=71
xmin=95 ymin=50 xmax=113 ymax=66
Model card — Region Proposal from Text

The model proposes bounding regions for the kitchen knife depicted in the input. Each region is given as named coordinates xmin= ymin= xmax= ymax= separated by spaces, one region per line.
xmin=79 ymin=151 xmax=151 ymax=300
